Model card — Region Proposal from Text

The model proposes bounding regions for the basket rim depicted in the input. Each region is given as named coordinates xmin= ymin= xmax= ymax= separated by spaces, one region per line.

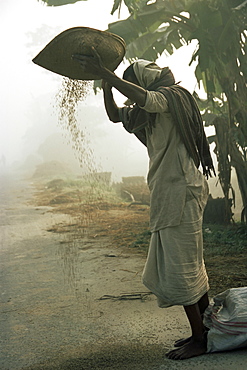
xmin=32 ymin=26 xmax=126 ymax=80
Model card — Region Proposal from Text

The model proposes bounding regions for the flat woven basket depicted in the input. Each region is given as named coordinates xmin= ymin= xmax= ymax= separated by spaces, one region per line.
xmin=32 ymin=27 xmax=126 ymax=80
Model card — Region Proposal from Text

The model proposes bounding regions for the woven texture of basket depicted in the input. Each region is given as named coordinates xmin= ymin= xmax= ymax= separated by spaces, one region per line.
xmin=32 ymin=27 xmax=126 ymax=80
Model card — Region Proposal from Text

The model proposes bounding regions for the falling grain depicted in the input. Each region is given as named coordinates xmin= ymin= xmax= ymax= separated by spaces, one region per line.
xmin=55 ymin=77 xmax=105 ymax=235
xmin=55 ymin=77 xmax=97 ymax=175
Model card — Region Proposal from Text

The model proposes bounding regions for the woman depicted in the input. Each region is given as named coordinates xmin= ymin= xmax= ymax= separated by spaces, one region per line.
xmin=73 ymin=49 xmax=215 ymax=360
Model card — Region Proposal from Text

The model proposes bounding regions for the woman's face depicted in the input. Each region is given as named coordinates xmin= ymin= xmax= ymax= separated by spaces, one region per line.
xmin=123 ymin=65 xmax=140 ymax=86
xmin=125 ymin=74 xmax=139 ymax=86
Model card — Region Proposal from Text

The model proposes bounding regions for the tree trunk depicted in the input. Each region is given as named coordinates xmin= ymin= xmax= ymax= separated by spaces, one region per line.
xmin=214 ymin=118 xmax=233 ymax=224
xmin=230 ymin=139 xmax=247 ymax=223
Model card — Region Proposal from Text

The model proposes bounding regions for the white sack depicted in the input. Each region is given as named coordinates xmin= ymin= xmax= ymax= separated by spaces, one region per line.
xmin=204 ymin=287 xmax=247 ymax=353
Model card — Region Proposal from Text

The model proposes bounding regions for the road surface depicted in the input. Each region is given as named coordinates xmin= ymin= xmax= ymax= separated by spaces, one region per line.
xmin=0 ymin=172 xmax=246 ymax=369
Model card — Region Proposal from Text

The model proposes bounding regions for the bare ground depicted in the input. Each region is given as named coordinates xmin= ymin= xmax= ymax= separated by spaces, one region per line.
xmin=0 ymin=173 xmax=246 ymax=369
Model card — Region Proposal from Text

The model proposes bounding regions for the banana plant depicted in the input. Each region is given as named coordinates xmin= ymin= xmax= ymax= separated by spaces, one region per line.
xmin=110 ymin=0 xmax=247 ymax=223
xmin=38 ymin=0 xmax=247 ymax=223
xmin=39 ymin=0 xmax=86 ymax=5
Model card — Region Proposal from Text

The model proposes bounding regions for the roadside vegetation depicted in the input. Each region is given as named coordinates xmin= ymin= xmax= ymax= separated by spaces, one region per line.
xmin=33 ymin=175 xmax=247 ymax=298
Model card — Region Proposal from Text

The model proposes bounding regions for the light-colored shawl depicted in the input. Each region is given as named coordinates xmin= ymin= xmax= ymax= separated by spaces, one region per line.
xmin=132 ymin=60 xmax=163 ymax=88
xmin=122 ymin=59 xmax=215 ymax=178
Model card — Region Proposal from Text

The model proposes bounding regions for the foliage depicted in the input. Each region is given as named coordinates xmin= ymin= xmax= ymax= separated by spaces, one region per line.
xmin=203 ymin=223 xmax=247 ymax=255
xmin=36 ymin=0 xmax=247 ymax=222
xmin=39 ymin=0 xmax=86 ymax=6
xmin=110 ymin=0 xmax=147 ymax=16
xmin=108 ymin=0 xmax=247 ymax=222
xmin=123 ymin=221 xmax=247 ymax=257
xmin=129 ymin=229 xmax=151 ymax=250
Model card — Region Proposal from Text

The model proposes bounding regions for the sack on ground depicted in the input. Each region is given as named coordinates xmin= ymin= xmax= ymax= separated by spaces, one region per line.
xmin=204 ymin=287 xmax=247 ymax=353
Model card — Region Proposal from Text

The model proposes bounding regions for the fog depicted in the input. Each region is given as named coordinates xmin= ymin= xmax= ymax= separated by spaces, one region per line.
xmin=15 ymin=88 xmax=150 ymax=181
xmin=1 ymin=0 xmax=200 ymax=178
xmin=0 ymin=0 xmax=242 ymax=219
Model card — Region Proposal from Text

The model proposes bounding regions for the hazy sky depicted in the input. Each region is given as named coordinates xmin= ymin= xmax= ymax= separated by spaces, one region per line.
xmin=0 ymin=0 xmax=202 ymax=180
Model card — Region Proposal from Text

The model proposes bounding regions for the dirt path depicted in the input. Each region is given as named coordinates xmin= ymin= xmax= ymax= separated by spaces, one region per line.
xmin=0 ymin=173 xmax=246 ymax=369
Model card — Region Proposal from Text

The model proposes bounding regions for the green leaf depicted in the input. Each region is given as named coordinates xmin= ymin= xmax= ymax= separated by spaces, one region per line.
xmin=232 ymin=0 xmax=247 ymax=11
xmin=207 ymin=135 xmax=216 ymax=144
xmin=195 ymin=64 xmax=202 ymax=84
xmin=93 ymin=79 xmax=102 ymax=94
xmin=107 ymin=3 xmax=177 ymax=43
xmin=217 ymin=17 xmax=235 ymax=53
xmin=205 ymin=9 xmax=223 ymax=29
xmin=39 ymin=0 xmax=87 ymax=6
xmin=111 ymin=0 xmax=123 ymax=15
xmin=214 ymin=77 xmax=223 ymax=96
xmin=202 ymin=112 xmax=218 ymax=127
xmin=167 ymin=29 xmax=184 ymax=49
xmin=125 ymin=26 xmax=172 ymax=60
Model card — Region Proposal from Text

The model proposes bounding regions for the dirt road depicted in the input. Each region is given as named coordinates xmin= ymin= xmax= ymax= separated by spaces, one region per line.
xmin=0 ymin=173 xmax=246 ymax=369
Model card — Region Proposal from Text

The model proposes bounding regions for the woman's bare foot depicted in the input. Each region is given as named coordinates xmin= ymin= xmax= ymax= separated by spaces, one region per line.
xmin=174 ymin=336 xmax=191 ymax=347
xmin=166 ymin=337 xmax=207 ymax=360
xmin=174 ymin=327 xmax=208 ymax=347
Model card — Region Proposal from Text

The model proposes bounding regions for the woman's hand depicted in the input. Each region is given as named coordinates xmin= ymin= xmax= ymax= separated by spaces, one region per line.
xmin=72 ymin=47 xmax=106 ymax=78
xmin=73 ymin=47 xmax=146 ymax=107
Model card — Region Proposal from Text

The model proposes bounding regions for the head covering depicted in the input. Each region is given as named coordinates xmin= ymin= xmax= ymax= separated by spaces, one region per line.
xmin=123 ymin=60 xmax=175 ymax=108
xmin=132 ymin=59 xmax=175 ymax=89
xmin=122 ymin=60 xmax=215 ymax=178
xmin=133 ymin=60 xmax=162 ymax=87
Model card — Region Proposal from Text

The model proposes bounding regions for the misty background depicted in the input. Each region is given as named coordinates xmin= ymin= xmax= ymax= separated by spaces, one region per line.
xmin=0 ymin=0 xmax=241 ymax=218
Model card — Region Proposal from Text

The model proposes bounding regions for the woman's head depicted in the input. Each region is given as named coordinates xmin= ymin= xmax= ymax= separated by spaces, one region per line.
xmin=122 ymin=64 xmax=139 ymax=85
xmin=123 ymin=60 xmax=175 ymax=89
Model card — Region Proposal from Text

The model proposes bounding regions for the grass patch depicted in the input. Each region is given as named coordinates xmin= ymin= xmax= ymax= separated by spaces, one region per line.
xmin=129 ymin=223 xmax=247 ymax=255
xmin=33 ymin=178 xmax=247 ymax=297
xmin=129 ymin=230 xmax=151 ymax=250
xmin=129 ymin=223 xmax=247 ymax=297
xmin=202 ymin=223 xmax=247 ymax=296
xmin=203 ymin=223 xmax=247 ymax=256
